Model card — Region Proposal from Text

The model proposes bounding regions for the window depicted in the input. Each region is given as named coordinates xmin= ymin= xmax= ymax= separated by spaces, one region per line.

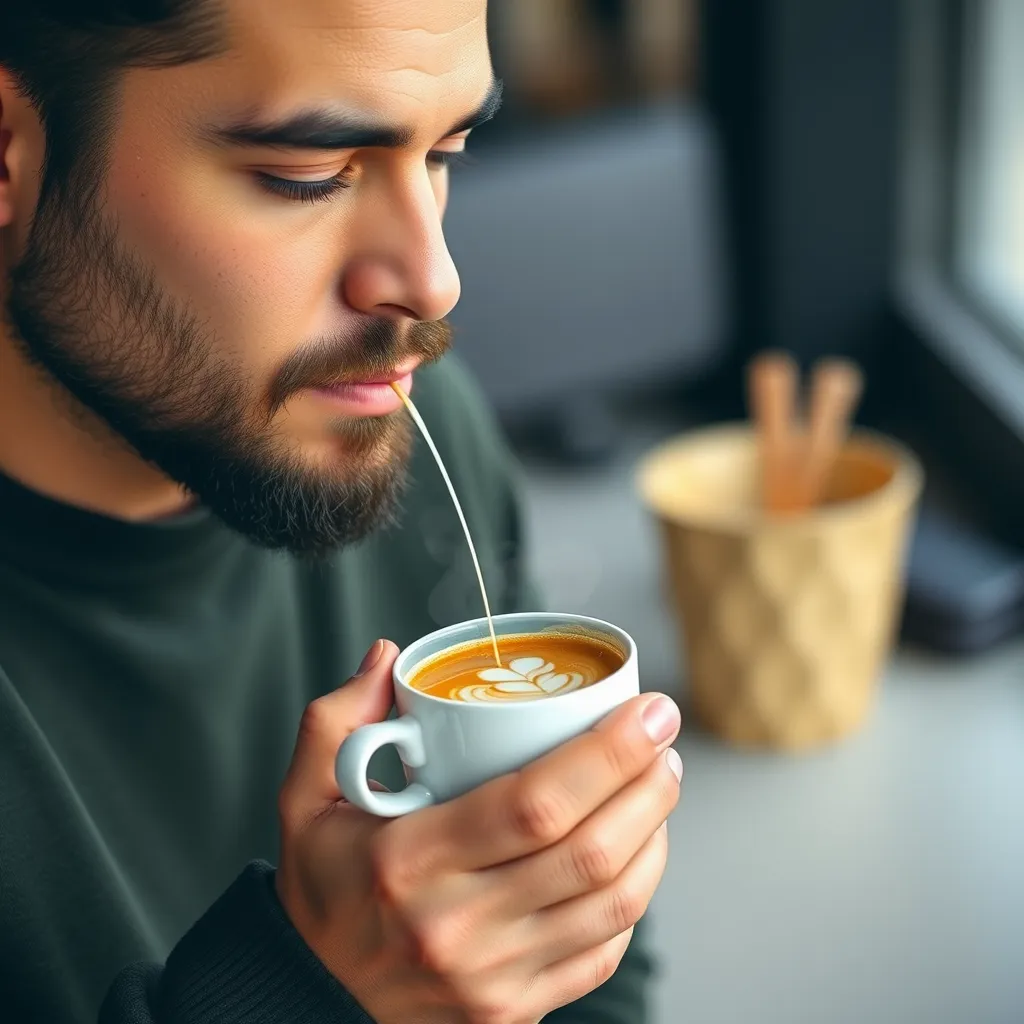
xmin=955 ymin=0 xmax=1024 ymax=340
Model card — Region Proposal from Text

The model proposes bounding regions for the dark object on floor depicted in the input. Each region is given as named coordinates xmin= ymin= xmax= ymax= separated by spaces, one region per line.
xmin=901 ymin=503 xmax=1024 ymax=655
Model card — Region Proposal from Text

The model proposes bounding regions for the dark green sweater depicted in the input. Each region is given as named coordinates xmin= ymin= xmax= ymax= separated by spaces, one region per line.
xmin=0 ymin=357 xmax=652 ymax=1024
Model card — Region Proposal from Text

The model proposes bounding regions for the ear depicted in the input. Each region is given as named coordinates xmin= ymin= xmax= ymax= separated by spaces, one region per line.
xmin=0 ymin=87 xmax=13 ymax=229
xmin=0 ymin=69 xmax=45 ymax=254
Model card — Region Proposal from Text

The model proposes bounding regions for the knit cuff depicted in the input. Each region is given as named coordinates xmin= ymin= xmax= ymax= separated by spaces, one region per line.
xmin=158 ymin=861 xmax=374 ymax=1024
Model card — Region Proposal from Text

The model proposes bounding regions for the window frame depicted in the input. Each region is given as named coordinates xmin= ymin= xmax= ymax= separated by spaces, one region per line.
xmin=897 ymin=0 xmax=1024 ymax=439
xmin=893 ymin=0 xmax=1024 ymax=530
xmin=949 ymin=0 xmax=1024 ymax=346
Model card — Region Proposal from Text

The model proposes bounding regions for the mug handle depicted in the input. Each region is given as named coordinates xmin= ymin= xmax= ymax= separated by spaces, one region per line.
xmin=336 ymin=715 xmax=434 ymax=817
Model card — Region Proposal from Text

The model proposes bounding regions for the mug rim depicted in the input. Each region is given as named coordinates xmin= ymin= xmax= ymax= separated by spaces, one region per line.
xmin=394 ymin=611 xmax=637 ymax=710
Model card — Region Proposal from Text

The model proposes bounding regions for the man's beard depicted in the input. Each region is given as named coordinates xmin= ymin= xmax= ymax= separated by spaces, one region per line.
xmin=2 ymin=182 xmax=452 ymax=556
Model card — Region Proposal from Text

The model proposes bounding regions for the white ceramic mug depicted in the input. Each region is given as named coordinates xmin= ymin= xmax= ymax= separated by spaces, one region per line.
xmin=336 ymin=612 xmax=640 ymax=817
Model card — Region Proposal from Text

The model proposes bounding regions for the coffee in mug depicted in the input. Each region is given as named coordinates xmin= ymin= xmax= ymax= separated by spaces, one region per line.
xmin=408 ymin=631 xmax=626 ymax=703
xmin=336 ymin=613 xmax=640 ymax=816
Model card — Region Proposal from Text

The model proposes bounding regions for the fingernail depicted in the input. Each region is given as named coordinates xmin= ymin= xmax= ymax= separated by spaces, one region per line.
xmin=665 ymin=747 xmax=683 ymax=782
xmin=642 ymin=696 xmax=680 ymax=746
xmin=354 ymin=639 xmax=384 ymax=677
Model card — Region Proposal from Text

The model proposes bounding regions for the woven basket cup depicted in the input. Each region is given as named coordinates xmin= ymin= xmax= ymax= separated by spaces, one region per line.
xmin=637 ymin=425 xmax=923 ymax=751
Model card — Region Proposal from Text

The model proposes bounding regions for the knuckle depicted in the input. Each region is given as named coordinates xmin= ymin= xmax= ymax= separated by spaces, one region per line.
xmin=412 ymin=918 xmax=458 ymax=976
xmin=607 ymin=879 xmax=647 ymax=934
xmin=368 ymin=835 xmax=409 ymax=907
xmin=509 ymin=778 xmax=569 ymax=844
xmin=642 ymin=823 xmax=670 ymax=884
xmin=602 ymin=727 xmax=648 ymax=783
xmin=413 ymin=911 xmax=476 ymax=978
xmin=571 ymin=829 xmax=619 ymax=888
xmin=296 ymin=697 xmax=333 ymax=741
xmin=591 ymin=946 xmax=620 ymax=991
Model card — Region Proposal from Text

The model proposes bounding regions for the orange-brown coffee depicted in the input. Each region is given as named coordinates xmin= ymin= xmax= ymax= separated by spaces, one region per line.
xmin=408 ymin=631 xmax=625 ymax=703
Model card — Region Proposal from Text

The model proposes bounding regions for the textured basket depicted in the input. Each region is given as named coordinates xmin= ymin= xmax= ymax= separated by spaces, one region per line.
xmin=637 ymin=425 xmax=923 ymax=751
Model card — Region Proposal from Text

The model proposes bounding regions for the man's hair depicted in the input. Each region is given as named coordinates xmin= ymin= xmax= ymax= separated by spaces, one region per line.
xmin=1 ymin=1 xmax=225 ymax=197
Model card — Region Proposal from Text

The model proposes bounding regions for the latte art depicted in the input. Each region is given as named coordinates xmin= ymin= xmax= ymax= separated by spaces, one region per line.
xmin=408 ymin=631 xmax=626 ymax=704
xmin=456 ymin=657 xmax=588 ymax=703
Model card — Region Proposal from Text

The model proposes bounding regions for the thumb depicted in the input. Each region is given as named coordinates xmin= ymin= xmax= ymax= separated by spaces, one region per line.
xmin=280 ymin=639 xmax=399 ymax=820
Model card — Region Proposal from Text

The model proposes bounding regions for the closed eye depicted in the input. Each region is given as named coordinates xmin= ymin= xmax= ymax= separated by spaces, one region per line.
xmin=255 ymin=148 xmax=471 ymax=204
xmin=255 ymin=170 xmax=353 ymax=204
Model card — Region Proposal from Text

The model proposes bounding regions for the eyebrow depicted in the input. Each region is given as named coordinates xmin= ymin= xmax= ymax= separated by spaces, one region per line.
xmin=206 ymin=76 xmax=503 ymax=152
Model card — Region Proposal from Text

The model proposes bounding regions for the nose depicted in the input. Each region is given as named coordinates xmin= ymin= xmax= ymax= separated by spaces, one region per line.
xmin=342 ymin=174 xmax=462 ymax=323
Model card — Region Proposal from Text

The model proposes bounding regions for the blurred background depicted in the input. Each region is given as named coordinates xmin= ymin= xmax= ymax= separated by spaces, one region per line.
xmin=440 ymin=1 xmax=1024 ymax=1022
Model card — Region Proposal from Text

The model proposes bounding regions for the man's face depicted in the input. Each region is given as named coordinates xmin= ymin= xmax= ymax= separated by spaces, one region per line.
xmin=2 ymin=0 xmax=494 ymax=554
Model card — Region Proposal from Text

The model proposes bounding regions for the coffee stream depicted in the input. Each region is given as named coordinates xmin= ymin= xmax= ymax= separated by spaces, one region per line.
xmin=391 ymin=382 xmax=503 ymax=667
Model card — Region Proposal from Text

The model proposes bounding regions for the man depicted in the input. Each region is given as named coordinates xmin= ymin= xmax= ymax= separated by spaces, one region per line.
xmin=0 ymin=2 xmax=683 ymax=1022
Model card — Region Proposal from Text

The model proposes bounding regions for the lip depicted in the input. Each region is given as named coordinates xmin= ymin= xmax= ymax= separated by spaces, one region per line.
xmin=310 ymin=363 xmax=419 ymax=416
xmin=339 ymin=359 xmax=422 ymax=387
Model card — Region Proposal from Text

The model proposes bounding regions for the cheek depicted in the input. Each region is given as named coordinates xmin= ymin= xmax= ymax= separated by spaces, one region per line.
xmin=104 ymin=154 xmax=339 ymax=370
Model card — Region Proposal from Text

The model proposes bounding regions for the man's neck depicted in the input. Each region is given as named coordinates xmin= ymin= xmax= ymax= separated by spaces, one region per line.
xmin=0 ymin=333 xmax=193 ymax=522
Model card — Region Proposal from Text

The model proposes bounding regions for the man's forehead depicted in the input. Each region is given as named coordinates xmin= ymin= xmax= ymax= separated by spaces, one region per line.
xmin=226 ymin=0 xmax=487 ymax=44
xmin=209 ymin=0 xmax=491 ymax=139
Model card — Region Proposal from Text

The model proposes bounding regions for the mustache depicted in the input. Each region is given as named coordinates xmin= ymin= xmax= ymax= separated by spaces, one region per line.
xmin=269 ymin=317 xmax=452 ymax=414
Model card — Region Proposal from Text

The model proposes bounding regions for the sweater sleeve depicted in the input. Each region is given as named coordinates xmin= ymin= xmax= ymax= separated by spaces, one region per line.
xmin=99 ymin=862 xmax=374 ymax=1024
xmin=98 ymin=865 xmax=655 ymax=1024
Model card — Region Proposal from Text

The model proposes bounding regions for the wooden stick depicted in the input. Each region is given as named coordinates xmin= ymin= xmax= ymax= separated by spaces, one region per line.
xmin=747 ymin=351 xmax=801 ymax=514
xmin=798 ymin=358 xmax=864 ymax=507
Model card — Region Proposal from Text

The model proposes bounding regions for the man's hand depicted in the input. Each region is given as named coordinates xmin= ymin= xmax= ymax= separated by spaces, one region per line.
xmin=275 ymin=639 xmax=682 ymax=1024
